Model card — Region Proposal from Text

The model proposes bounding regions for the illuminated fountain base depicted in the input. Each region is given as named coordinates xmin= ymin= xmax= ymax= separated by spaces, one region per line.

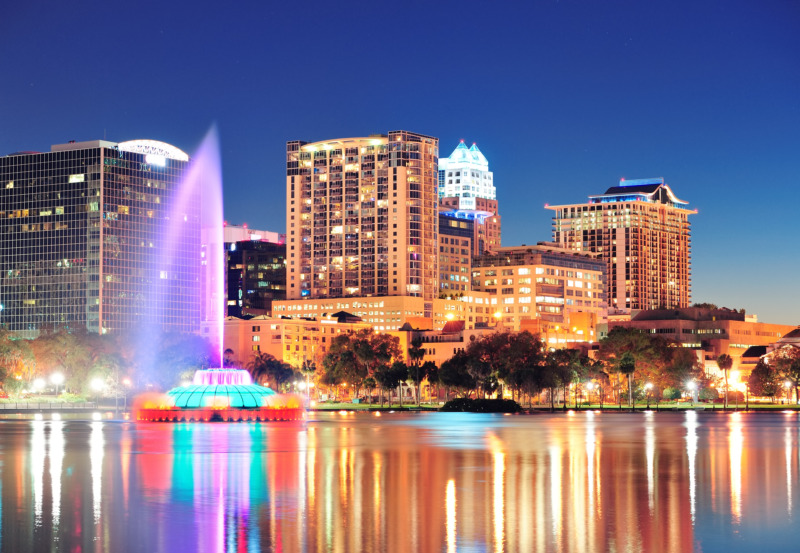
xmin=136 ymin=369 xmax=304 ymax=422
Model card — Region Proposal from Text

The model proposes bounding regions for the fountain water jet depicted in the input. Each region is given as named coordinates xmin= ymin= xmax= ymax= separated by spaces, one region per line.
xmin=136 ymin=127 xmax=303 ymax=422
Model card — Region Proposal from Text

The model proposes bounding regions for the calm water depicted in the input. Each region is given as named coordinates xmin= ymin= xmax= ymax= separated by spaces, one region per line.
xmin=1 ymin=411 xmax=799 ymax=552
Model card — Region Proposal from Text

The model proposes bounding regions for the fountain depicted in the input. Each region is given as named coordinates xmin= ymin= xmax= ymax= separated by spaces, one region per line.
xmin=136 ymin=128 xmax=304 ymax=422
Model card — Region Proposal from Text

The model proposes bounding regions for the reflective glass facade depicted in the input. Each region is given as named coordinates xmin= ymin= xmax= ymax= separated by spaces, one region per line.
xmin=0 ymin=140 xmax=200 ymax=336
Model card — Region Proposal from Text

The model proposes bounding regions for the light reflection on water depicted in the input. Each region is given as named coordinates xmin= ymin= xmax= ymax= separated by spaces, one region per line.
xmin=0 ymin=412 xmax=798 ymax=552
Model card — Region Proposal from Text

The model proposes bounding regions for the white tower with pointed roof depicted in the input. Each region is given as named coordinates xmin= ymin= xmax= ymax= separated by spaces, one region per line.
xmin=438 ymin=140 xmax=495 ymax=210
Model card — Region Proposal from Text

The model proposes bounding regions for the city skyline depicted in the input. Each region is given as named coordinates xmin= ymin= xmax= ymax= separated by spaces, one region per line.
xmin=2 ymin=0 xmax=798 ymax=324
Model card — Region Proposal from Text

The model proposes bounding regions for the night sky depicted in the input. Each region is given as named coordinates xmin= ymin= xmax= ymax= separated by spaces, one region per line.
xmin=2 ymin=0 xmax=798 ymax=324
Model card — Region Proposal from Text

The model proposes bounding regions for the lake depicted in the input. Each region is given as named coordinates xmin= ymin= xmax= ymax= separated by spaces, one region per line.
xmin=0 ymin=410 xmax=798 ymax=552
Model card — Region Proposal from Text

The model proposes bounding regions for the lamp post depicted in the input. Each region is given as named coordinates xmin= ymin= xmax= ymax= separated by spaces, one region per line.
xmin=645 ymin=382 xmax=653 ymax=409
xmin=784 ymin=381 xmax=792 ymax=405
xmin=91 ymin=377 xmax=105 ymax=407
xmin=686 ymin=381 xmax=696 ymax=406
xmin=122 ymin=378 xmax=132 ymax=410
xmin=51 ymin=372 xmax=64 ymax=397
xmin=586 ymin=382 xmax=594 ymax=408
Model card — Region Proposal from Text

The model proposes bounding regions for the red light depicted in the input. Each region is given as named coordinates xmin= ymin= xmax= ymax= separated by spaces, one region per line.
xmin=460 ymin=139 xmax=465 ymax=143
xmin=243 ymin=223 xmax=248 ymax=228
xmin=544 ymin=203 xmax=549 ymax=207
xmin=223 ymin=221 xmax=227 ymax=226
xmin=620 ymin=178 xmax=625 ymax=181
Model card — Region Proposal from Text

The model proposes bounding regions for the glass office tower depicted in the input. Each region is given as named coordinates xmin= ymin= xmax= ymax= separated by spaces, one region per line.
xmin=0 ymin=139 xmax=200 ymax=336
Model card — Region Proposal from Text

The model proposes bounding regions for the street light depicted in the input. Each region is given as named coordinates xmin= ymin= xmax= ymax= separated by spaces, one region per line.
xmin=51 ymin=373 xmax=65 ymax=396
xmin=91 ymin=378 xmax=105 ymax=407
xmin=686 ymin=381 xmax=696 ymax=406
xmin=586 ymin=381 xmax=594 ymax=407
xmin=784 ymin=381 xmax=792 ymax=405
xmin=122 ymin=378 xmax=132 ymax=410
xmin=645 ymin=382 xmax=653 ymax=409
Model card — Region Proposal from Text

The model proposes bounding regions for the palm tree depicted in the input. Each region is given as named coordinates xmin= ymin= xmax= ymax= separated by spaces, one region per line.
xmin=407 ymin=336 xmax=425 ymax=406
xmin=716 ymin=354 xmax=733 ymax=409
xmin=619 ymin=352 xmax=636 ymax=408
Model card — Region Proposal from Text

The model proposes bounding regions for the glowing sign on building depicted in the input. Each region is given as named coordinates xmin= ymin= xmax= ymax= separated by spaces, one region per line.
xmin=118 ymin=140 xmax=189 ymax=162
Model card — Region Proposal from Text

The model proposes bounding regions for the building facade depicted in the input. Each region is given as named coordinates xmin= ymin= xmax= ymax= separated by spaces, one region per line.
xmin=438 ymin=213 xmax=473 ymax=294
xmin=273 ymin=292 xmax=496 ymax=333
xmin=286 ymin=131 xmax=439 ymax=301
xmin=224 ymin=226 xmax=286 ymax=318
xmin=0 ymin=139 xmax=199 ymax=336
xmin=438 ymin=141 xmax=495 ymax=209
xmin=604 ymin=308 xmax=796 ymax=376
xmin=472 ymin=244 xmax=607 ymax=339
xmin=547 ymin=178 xmax=694 ymax=313
xmin=438 ymin=141 xmax=501 ymax=254
xmin=218 ymin=314 xmax=372 ymax=369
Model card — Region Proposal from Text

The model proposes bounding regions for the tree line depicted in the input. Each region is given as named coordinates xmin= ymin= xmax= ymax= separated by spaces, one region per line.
xmin=314 ymin=326 xmax=716 ymax=409
xmin=0 ymin=328 xmax=213 ymax=397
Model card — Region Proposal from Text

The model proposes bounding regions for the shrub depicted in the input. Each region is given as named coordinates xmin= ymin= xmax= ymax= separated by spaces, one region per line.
xmin=699 ymin=388 xmax=719 ymax=401
xmin=440 ymin=398 xmax=522 ymax=413
xmin=663 ymin=387 xmax=682 ymax=401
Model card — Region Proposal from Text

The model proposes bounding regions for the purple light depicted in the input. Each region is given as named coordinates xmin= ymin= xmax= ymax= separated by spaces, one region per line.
xmin=193 ymin=369 xmax=253 ymax=386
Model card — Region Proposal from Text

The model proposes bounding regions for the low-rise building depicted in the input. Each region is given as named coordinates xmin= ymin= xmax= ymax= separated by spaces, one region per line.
xmin=605 ymin=308 xmax=795 ymax=376
xmin=471 ymin=243 xmax=607 ymax=340
xmin=272 ymin=293 xmax=497 ymax=332
xmin=214 ymin=314 xmax=371 ymax=368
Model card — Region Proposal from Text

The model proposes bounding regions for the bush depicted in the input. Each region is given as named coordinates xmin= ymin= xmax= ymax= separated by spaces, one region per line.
xmin=699 ymin=388 xmax=719 ymax=401
xmin=440 ymin=398 xmax=522 ymax=413
xmin=663 ymin=387 xmax=682 ymax=401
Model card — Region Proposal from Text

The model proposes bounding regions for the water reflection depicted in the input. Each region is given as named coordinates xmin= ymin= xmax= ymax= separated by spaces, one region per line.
xmin=0 ymin=413 xmax=799 ymax=552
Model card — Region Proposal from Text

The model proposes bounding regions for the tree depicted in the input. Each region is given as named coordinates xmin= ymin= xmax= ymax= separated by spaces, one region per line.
xmin=248 ymin=352 xmax=297 ymax=391
xmin=661 ymin=348 xmax=704 ymax=403
xmin=374 ymin=361 xmax=408 ymax=407
xmin=716 ymin=353 xmax=733 ymax=409
xmin=541 ymin=349 xmax=574 ymax=411
xmin=618 ymin=352 xmax=636 ymax=408
xmin=420 ymin=361 xmax=438 ymax=403
xmin=598 ymin=327 xmax=671 ymax=406
xmin=407 ymin=336 xmax=426 ymax=406
xmin=321 ymin=329 xmax=402 ymax=399
xmin=771 ymin=348 xmax=800 ymax=404
xmin=748 ymin=360 xmax=780 ymax=401
xmin=502 ymin=332 xmax=547 ymax=405
xmin=439 ymin=351 xmax=476 ymax=398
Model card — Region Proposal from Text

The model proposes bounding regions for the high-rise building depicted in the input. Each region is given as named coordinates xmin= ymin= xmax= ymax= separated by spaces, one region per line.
xmin=438 ymin=141 xmax=501 ymax=254
xmin=223 ymin=225 xmax=286 ymax=317
xmin=438 ymin=213 xmax=473 ymax=294
xmin=0 ymin=139 xmax=199 ymax=336
xmin=286 ymin=131 xmax=439 ymax=301
xmin=438 ymin=140 xmax=495 ymax=207
xmin=547 ymin=178 xmax=694 ymax=313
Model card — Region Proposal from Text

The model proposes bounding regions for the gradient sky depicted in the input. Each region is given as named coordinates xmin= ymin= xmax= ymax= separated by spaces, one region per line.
xmin=2 ymin=0 xmax=798 ymax=324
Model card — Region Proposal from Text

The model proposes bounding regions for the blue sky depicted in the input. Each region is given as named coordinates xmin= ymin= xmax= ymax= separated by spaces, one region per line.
xmin=2 ymin=0 xmax=798 ymax=324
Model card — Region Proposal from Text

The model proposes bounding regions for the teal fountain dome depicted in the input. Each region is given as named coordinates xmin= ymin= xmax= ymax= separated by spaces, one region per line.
xmin=137 ymin=368 xmax=304 ymax=422
xmin=167 ymin=369 xmax=277 ymax=409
